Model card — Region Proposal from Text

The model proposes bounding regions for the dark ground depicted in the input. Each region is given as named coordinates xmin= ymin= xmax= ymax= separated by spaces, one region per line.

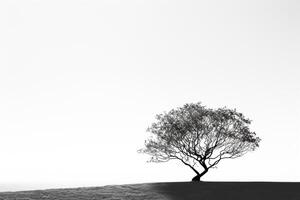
xmin=151 ymin=182 xmax=300 ymax=200
xmin=0 ymin=182 xmax=299 ymax=200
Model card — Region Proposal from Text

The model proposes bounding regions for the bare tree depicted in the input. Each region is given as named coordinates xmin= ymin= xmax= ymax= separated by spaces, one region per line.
xmin=139 ymin=102 xmax=261 ymax=181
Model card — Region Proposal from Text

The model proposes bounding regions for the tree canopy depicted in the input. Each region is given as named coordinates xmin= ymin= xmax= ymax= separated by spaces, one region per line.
xmin=139 ymin=102 xmax=261 ymax=181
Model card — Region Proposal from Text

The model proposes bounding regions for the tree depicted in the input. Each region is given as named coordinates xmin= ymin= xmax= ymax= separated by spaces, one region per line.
xmin=139 ymin=102 xmax=261 ymax=181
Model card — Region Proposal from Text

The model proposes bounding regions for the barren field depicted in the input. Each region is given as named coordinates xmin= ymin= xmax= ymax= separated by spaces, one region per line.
xmin=0 ymin=182 xmax=299 ymax=200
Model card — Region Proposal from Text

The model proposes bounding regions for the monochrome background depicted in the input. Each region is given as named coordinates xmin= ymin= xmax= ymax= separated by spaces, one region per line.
xmin=1 ymin=0 xmax=299 ymax=191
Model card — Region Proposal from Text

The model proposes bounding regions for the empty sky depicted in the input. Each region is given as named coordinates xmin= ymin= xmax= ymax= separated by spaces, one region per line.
xmin=1 ymin=0 xmax=300 ymax=191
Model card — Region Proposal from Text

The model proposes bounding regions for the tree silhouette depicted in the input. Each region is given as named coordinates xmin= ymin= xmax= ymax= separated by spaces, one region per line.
xmin=139 ymin=102 xmax=261 ymax=181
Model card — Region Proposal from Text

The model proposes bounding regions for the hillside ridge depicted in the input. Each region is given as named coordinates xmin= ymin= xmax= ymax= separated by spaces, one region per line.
xmin=0 ymin=182 xmax=299 ymax=200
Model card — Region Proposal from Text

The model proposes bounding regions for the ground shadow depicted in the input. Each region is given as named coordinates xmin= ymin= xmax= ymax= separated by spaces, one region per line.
xmin=151 ymin=182 xmax=300 ymax=200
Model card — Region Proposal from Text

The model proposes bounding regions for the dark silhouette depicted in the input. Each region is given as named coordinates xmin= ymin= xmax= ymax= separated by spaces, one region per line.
xmin=139 ymin=102 xmax=261 ymax=181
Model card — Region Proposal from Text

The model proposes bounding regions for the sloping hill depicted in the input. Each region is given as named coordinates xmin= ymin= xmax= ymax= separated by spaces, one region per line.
xmin=0 ymin=182 xmax=299 ymax=200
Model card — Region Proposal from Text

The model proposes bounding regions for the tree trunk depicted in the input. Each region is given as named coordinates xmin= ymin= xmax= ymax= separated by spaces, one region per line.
xmin=192 ymin=169 xmax=208 ymax=182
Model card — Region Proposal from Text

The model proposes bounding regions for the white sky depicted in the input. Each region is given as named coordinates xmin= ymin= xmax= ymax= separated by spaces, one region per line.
xmin=1 ymin=0 xmax=300 ymax=192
